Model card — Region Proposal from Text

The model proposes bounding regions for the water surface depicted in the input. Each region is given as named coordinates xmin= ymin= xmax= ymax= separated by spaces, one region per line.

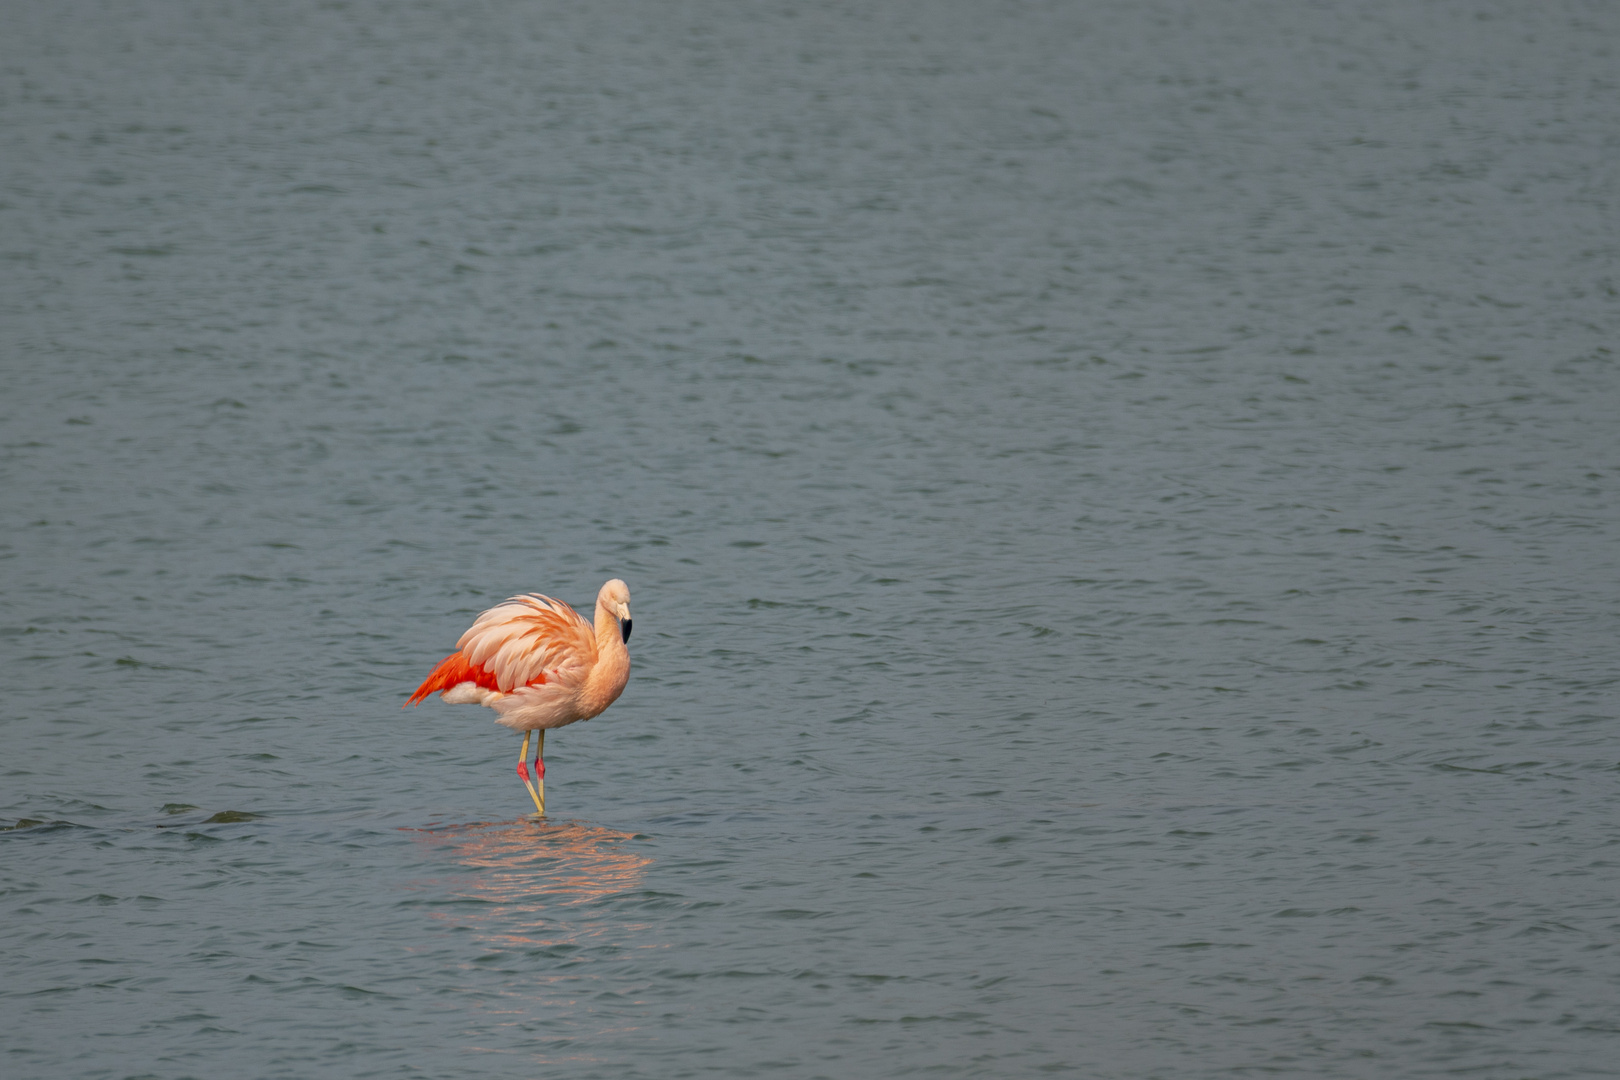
xmin=2 ymin=2 xmax=1618 ymax=1077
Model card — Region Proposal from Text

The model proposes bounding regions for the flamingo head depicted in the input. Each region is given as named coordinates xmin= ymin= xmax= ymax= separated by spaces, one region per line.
xmin=598 ymin=579 xmax=632 ymax=642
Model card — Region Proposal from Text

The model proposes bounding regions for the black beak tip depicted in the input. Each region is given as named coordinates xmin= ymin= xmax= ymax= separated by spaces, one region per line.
xmin=620 ymin=617 xmax=632 ymax=642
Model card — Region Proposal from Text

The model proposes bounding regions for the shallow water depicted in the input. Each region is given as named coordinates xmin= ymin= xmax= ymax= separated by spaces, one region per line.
xmin=2 ymin=1 xmax=1618 ymax=1077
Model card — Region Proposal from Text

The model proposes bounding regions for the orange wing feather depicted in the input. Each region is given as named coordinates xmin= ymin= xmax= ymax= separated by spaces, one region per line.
xmin=405 ymin=652 xmax=519 ymax=706
xmin=406 ymin=593 xmax=588 ymax=707
xmin=457 ymin=594 xmax=595 ymax=692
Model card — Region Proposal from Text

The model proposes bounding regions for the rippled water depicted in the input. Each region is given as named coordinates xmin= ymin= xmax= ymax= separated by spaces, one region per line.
xmin=3 ymin=1 xmax=1618 ymax=1076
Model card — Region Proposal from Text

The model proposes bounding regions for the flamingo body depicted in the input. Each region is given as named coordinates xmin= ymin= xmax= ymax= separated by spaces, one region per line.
xmin=407 ymin=580 xmax=632 ymax=731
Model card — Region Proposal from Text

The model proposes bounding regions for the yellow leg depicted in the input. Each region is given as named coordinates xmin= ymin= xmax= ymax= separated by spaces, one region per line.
xmin=534 ymin=730 xmax=545 ymax=816
xmin=517 ymin=730 xmax=544 ymax=816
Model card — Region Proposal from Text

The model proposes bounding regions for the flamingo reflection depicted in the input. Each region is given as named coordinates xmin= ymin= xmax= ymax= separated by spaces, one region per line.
xmin=406 ymin=819 xmax=653 ymax=951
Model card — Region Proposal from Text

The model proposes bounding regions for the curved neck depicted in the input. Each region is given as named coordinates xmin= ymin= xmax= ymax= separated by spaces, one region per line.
xmin=594 ymin=601 xmax=625 ymax=653
xmin=581 ymin=600 xmax=631 ymax=718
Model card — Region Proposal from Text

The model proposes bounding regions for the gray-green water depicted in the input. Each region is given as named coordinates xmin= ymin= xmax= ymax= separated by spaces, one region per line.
xmin=3 ymin=2 xmax=1618 ymax=1077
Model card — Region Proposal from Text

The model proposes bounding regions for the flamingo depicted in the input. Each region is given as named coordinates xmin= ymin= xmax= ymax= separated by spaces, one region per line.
xmin=406 ymin=580 xmax=632 ymax=816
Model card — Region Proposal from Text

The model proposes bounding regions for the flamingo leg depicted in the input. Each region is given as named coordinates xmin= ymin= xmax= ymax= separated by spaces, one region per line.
xmin=517 ymin=730 xmax=544 ymax=816
xmin=533 ymin=730 xmax=546 ymax=815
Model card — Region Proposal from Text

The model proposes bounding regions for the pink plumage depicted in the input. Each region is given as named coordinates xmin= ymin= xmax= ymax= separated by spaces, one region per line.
xmin=406 ymin=579 xmax=633 ymax=814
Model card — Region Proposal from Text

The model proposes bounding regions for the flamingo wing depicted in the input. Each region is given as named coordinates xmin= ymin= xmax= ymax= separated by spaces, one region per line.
xmin=406 ymin=593 xmax=597 ymax=706
xmin=458 ymin=593 xmax=597 ymax=692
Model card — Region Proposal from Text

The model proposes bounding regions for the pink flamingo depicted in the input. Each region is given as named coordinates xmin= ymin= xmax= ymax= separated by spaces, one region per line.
xmin=406 ymin=580 xmax=633 ymax=815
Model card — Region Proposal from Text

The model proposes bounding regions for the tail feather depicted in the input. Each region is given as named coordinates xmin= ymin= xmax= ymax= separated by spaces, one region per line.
xmin=405 ymin=653 xmax=500 ymax=707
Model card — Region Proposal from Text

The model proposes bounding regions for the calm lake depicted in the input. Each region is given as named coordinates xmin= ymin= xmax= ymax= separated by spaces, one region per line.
xmin=3 ymin=1 xmax=1617 ymax=1077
